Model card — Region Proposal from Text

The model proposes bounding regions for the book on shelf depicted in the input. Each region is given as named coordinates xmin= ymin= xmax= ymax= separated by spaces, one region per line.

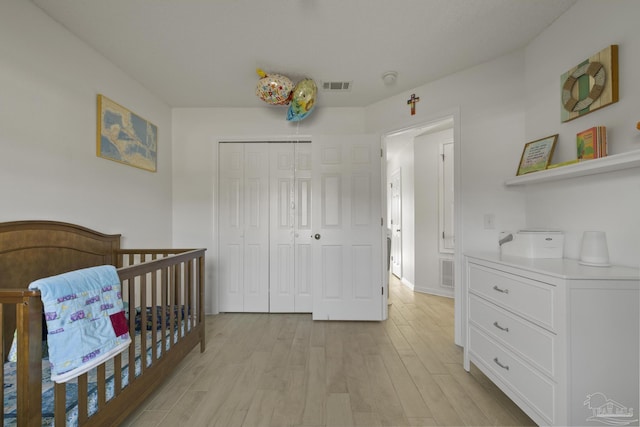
xmin=577 ymin=126 xmax=607 ymax=160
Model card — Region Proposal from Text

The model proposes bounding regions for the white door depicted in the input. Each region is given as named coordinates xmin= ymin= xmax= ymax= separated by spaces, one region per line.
xmin=219 ymin=143 xmax=270 ymax=312
xmin=439 ymin=141 xmax=455 ymax=253
xmin=311 ymin=135 xmax=384 ymax=321
xmin=294 ymin=143 xmax=313 ymax=312
xmin=390 ymin=169 xmax=402 ymax=278
xmin=269 ymin=142 xmax=313 ymax=312
xmin=269 ymin=143 xmax=294 ymax=312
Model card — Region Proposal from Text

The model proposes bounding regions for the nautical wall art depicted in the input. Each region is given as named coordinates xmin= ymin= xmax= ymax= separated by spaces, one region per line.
xmin=561 ymin=45 xmax=618 ymax=123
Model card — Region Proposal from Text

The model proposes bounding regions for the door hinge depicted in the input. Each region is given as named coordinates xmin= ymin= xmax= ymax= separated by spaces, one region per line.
xmin=381 ymin=148 xmax=384 ymax=158
xmin=381 ymin=218 xmax=384 ymax=226
xmin=382 ymin=286 xmax=384 ymax=295
xmin=441 ymin=153 xmax=445 ymax=162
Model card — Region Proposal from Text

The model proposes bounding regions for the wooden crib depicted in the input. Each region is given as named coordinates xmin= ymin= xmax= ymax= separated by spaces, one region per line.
xmin=0 ymin=220 xmax=206 ymax=426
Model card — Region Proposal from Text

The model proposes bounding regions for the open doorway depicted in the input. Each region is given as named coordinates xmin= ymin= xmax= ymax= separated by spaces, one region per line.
xmin=384 ymin=116 xmax=455 ymax=298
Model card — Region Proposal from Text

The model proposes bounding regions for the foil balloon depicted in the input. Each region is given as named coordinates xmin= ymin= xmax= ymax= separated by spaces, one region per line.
xmin=287 ymin=78 xmax=317 ymax=122
xmin=255 ymin=68 xmax=294 ymax=105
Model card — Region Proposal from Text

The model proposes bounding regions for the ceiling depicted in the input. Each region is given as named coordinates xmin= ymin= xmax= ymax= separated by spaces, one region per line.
xmin=31 ymin=0 xmax=577 ymax=109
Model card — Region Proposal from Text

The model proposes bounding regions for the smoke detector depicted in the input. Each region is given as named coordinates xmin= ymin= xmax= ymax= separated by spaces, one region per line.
xmin=382 ymin=71 xmax=398 ymax=85
xmin=321 ymin=81 xmax=352 ymax=91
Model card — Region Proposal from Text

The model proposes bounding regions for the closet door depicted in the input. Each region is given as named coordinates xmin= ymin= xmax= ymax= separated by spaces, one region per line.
xmin=219 ymin=143 xmax=244 ymax=312
xmin=294 ymin=143 xmax=313 ymax=312
xmin=269 ymin=143 xmax=295 ymax=312
xmin=243 ymin=143 xmax=270 ymax=312
xmin=219 ymin=143 xmax=270 ymax=312
xmin=269 ymin=143 xmax=313 ymax=313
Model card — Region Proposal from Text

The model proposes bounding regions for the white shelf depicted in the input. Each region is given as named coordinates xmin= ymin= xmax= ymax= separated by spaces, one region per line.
xmin=504 ymin=149 xmax=640 ymax=186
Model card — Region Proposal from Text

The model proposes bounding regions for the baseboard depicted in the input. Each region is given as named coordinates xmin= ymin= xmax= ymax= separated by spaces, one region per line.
xmin=413 ymin=286 xmax=454 ymax=299
xmin=400 ymin=277 xmax=414 ymax=290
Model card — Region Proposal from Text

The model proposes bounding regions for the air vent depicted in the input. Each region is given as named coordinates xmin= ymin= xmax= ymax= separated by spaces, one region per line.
xmin=321 ymin=81 xmax=352 ymax=91
xmin=440 ymin=258 xmax=454 ymax=288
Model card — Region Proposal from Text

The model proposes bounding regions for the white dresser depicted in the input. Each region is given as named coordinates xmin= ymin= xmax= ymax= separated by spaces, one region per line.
xmin=464 ymin=253 xmax=639 ymax=426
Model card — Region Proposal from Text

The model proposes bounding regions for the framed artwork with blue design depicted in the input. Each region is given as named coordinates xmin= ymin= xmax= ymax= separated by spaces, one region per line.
xmin=97 ymin=94 xmax=157 ymax=172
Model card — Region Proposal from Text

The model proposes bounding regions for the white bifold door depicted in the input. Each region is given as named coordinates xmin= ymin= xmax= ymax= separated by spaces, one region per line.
xmin=218 ymin=137 xmax=384 ymax=320
xmin=218 ymin=143 xmax=270 ymax=312
xmin=269 ymin=142 xmax=313 ymax=312
xmin=218 ymin=142 xmax=312 ymax=313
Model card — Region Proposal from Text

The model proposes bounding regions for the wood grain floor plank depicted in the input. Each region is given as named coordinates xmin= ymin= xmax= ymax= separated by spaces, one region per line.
xmin=396 ymin=324 xmax=449 ymax=375
xmin=343 ymin=333 xmax=375 ymax=413
xmin=407 ymin=417 xmax=438 ymax=426
xmin=326 ymin=393 xmax=354 ymax=427
xmin=365 ymin=354 xmax=410 ymax=426
xmin=123 ymin=409 xmax=168 ymax=427
xmin=302 ymin=346 xmax=326 ymax=426
xmin=210 ymin=350 xmax=271 ymax=426
xmin=399 ymin=354 xmax=465 ymax=426
xmin=444 ymin=362 xmax=533 ymax=426
xmin=379 ymin=345 xmax=432 ymax=419
xmin=269 ymin=366 xmax=307 ymax=427
xmin=352 ymin=411 xmax=383 ymax=427
xmin=433 ymin=373 xmax=492 ymax=426
xmin=242 ymin=389 xmax=279 ymax=427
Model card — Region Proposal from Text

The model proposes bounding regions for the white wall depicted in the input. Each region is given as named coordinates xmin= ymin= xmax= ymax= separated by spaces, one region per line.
xmin=171 ymin=107 xmax=367 ymax=313
xmin=415 ymin=129 xmax=454 ymax=297
xmin=0 ymin=0 xmax=173 ymax=247
xmin=523 ymin=0 xmax=640 ymax=267
xmin=366 ymin=51 xmax=528 ymax=257
xmin=366 ymin=50 xmax=528 ymax=344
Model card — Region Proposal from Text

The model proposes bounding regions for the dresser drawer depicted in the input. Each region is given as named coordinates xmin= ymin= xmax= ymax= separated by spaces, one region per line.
xmin=469 ymin=326 xmax=555 ymax=425
xmin=468 ymin=263 xmax=555 ymax=330
xmin=469 ymin=294 xmax=555 ymax=377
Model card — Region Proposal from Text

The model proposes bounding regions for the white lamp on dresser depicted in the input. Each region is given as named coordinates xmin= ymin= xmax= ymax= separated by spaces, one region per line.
xmin=463 ymin=252 xmax=639 ymax=426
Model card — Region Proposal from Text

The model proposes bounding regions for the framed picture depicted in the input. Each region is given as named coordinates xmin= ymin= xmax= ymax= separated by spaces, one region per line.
xmin=97 ymin=94 xmax=157 ymax=172
xmin=516 ymin=134 xmax=558 ymax=176
xmin=561 ymin=45 xmax=618 ymax=122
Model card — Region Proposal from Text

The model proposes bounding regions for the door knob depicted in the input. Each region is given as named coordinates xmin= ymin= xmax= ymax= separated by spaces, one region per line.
xmin=314 ymin=233 xmax=321 ymax=240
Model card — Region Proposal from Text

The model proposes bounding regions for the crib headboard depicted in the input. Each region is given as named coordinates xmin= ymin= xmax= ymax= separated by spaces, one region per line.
xmin=0 ymin=220 xmax=121 ymax=357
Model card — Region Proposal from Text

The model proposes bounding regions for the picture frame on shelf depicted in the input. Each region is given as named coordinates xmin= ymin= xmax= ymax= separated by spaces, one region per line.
xmin=516 ymin=134 xmax=558 ymax=176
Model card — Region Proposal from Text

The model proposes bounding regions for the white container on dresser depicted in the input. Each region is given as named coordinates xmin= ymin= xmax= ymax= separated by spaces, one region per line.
xmin=464 ymin=253 xmax=639 ymax=426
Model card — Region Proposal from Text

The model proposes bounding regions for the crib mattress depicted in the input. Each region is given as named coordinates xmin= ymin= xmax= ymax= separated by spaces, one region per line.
xmin=3 ymin=324 xmax=186 ymax=427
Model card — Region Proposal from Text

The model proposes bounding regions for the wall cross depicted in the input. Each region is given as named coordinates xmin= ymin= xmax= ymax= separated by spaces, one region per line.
xmin=407 ymin=93 xmax=420 ymax=115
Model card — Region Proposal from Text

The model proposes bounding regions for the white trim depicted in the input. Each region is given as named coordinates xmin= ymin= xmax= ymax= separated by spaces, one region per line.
xmin=413 ymin=287 xmax=454 ymax=299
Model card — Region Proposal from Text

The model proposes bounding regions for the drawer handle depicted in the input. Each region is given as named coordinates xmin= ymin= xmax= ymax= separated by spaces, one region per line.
xmin=493 ymin=357 xmax=510 ymax=371
xmin=492 ymin=285 xmax=509 ymax=294
xmin=493 ymin=321 xmax=509 ymax=332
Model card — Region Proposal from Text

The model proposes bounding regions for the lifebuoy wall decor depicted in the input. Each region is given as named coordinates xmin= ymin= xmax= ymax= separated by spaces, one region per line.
xmin=560 ymin=45 xmax=618 ymax=123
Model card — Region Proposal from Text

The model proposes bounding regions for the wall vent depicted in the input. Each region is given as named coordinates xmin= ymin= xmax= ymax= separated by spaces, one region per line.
xmin=440 ymin=258 xmax=454 ymax=288
xmin=321 ymin=81 xmax=352 ymax=91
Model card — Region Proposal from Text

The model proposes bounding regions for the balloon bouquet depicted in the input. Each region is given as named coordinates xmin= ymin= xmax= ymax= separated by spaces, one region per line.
xmin=255 ymin=69 xmax=317 ymax=122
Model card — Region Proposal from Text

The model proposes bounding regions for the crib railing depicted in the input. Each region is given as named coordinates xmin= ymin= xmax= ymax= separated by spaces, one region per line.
xmin=0 ymin=290 xmax=43 ymax=427
xmin=3 ymin=248 xmax=206 ymax=427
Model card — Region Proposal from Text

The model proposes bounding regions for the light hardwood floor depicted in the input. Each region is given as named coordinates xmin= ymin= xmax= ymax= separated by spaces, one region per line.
xmin=122 ymin=276 xmax=535 ymax=426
